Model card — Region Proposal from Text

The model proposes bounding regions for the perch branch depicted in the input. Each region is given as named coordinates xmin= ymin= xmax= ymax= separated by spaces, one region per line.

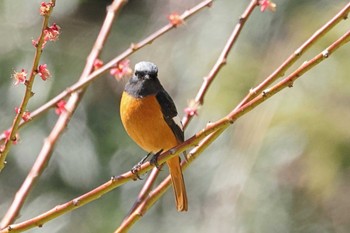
xmin=2 ymin=29 xmax=348 ymax=233
xmin=0 ymin=0 xmax=127 ymax=228
xmin=116 ymin=28 xmax=350 ymax=232
xmin=1 ymin=0 xmax=212 ymax=225
xmin=115 ymin=128 xmax=224 ymax=233
xmin=124 ymin=0 xmax=259 ymax=225
xmin=0 ymin=0 xmax=213 ymax=143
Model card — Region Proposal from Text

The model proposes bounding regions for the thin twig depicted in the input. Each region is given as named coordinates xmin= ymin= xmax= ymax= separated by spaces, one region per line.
xmin=233 ymin=30 xmax=350 ymax=117
xmin=122 ymin=164 xmax=163 ymax=222
xmin=0 ymin=0 xmax=127 ymax=228
xmin=182 ymin=0 xmax=259 ymax=128
xmin=0 ymin=0 xmax=56 ymax=172
xmin=0 ymin=0 xmax=212 ymax=226
xmin=116 ymin=28 xmax=350 ymax=232
xmin=0 ymin=0 xmax=213 ymax=143
xmin=0 ymin=0 xmax=212 ymax=227
xmin=124 ymin=0 xmax=259 ymax=225
xmin=115 ymin=128 xmax=224 ymax=233
xmin=234 ymin=2 xmax=350 ymax=110
xmin=0 ymin=0 xmax=213 ymax=230
xmin=2 ymin=29 xmax=349 ymax=233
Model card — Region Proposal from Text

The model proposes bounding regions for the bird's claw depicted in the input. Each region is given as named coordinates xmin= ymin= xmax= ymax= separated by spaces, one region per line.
xmin=131 ymin=164 xmax=142 ymax=180
xmin=131 ymin=152 xmax=153 ymax=180
xmin=150 ymin=149 xmax=163 ymax=170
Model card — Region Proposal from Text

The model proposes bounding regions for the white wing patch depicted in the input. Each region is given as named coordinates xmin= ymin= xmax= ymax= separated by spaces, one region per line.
xmin=173 ymin=115 xmax=184 ymax=132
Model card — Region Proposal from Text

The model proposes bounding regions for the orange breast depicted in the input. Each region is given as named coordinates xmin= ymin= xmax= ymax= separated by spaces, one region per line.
xmin=120 ymin=92 xmax=178 ymax=153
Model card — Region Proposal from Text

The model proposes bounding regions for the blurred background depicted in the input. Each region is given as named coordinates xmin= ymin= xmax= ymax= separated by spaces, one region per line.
xmin=1 ymin=0 xmax=350 ymax=232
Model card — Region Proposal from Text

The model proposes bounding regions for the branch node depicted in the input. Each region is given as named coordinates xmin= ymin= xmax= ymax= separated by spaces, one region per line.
xmin=322 ymin=49 xmax=330 ymax=58
xmin=205 ymin=121 xmax=212 ymax=127
xmin=11 ymin=135 xmax=18 ymax=143
xmin=65 ymin=87 xmax=73 ymax=95
xmin=72 ymin=199 xmax=80 ymax=206
xmin=294 ymin=48 xmax=302 ymax=56
xmin=262 ymin=89 xmax=270 ymax=97
xmin=222 ymin=58 xmax=227 ymax=65
xmin=130 ymin=43 xmax=138 ymax=51
xmin=249 ymin=88 xmax=256 ymax=95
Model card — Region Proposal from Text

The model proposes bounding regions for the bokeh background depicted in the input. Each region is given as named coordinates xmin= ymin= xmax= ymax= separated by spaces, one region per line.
xmin=1 ymin=0 xmax=350 ymax=232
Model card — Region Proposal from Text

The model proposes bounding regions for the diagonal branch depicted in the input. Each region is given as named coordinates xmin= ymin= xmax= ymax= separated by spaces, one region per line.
xmin=1 ymin=0 xmax=213 ymax=230
xmin=0 ymin=0 xmax=56 ymax=172
xmin=182 ymin=0 xmax=259 ymax=127
xmin=115 ymin=128 xmax=224 ymax=233
xmin=124 ymin=0 xmax=259 ymax=225
xmin=115 ymin=27 xmax=350 ymax=232
xmin=234 ymin=2 xmax=350 ymax=110
xmin=2 ymin=28 xmax=349 ymax=233
xmin=0 ymin=0 xmax=213 ymax=144
xmin=0 ymin=0 xmax=127 ymax=228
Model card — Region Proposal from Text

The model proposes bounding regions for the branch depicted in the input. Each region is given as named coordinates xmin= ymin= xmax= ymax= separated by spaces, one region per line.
xmin=234 ymin=2 xmax=350 ymax=110
xmin=0 ymin=0 xmax=56 ymax=171
xmin=0 ymin=126 xmax=222 ymax=233
xmin=0 ymin=0 xmax=212 ymax=225
xmin=115 ymin=129 xmax=224 ymax=233
xmin=0 ymin=0 xmax=213 ymax=144
xmin=123 ymin=0 xmax=259 ymax=225
xmin=117 ymin=27 xmax=350 ymax=231
xmin=233 ymin=29 xmax=350 ymax=117
xmin=0 ymin=0 xmax=127 ymax=228
xmin=122 ymin=164 xmax=163 ymax=222
xmin=0 ymin=0 xmax=213 ymax=230
xmin=182 ymin=0 xmax=259 ymax=127
xmin=2 ymin=29 xmax=348 ymax=233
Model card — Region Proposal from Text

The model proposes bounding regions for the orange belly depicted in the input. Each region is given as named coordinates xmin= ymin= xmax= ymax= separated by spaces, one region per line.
xmin=120 ymin=92 xmax=178 ymax=153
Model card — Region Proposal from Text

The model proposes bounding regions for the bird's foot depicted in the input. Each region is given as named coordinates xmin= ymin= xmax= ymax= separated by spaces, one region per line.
xmin=131 ymin=152 xmax=152 ymax=180
xmin=150 ymin=149 xmax=163 ymax=170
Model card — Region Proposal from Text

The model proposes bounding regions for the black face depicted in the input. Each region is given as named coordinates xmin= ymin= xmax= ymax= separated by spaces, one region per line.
xmin=134 ymin=70 xmax=156 ymax=81
xmin=125 ymin=61 xmax=163 ymax=97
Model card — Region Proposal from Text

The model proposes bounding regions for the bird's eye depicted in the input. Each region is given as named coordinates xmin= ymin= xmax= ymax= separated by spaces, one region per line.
xmin=135 ymin=71 xmax=144 ymax=77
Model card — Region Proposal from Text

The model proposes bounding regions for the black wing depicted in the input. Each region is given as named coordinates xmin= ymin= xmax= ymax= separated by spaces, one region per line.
xmin=156 ymin=90 xmax=184 ymax=143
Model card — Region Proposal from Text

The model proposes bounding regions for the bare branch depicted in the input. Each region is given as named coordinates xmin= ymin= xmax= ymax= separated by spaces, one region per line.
xmin=2 ymin=27 xmax=348 ymax=233
xmin=0 ymin=0 xmax=213 ymax=143
xmin=182 ymin=0 xmax=259 ymax=128
xmin=0 ymin=0 xmax=127 ymax=228
xmin=0 ymin=0 xmax=57 ymax=171
xmin=115 ymin=28 xmax=350 ymax=232
xmin=235 ymin=2 xmax=350 ymax=110
xmin=123 ymin=0 xmax=259 ymax=226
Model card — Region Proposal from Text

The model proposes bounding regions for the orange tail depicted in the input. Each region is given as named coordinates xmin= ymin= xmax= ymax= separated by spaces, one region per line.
xmin=166 ymin=156 xmax=188 ymax=211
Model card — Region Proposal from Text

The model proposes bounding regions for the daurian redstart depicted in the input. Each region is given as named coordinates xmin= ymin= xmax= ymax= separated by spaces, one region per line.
xmin=120 ymin=61 xmax=188 ymax=211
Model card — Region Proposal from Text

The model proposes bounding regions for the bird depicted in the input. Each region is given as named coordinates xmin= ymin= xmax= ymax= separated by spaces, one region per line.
xmin=120 ymin=61 xmax=188 ymax=211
